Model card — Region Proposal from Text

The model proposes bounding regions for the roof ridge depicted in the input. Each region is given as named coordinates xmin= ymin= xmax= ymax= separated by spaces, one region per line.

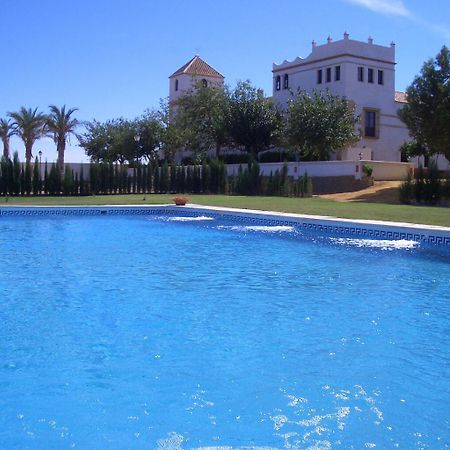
xmin=170 ymin=55 xmax=224 ymax=79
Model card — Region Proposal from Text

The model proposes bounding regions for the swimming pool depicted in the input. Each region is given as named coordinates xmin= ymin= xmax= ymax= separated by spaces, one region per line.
xmin=0 ymin=208 xmax=449 ymax=449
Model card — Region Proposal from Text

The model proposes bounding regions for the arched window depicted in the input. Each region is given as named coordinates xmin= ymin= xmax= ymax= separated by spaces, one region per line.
xmin=202 ymin=79 xmax=208 ymax=87
xmin=175 ymin=79 xmax=179 ymax=91
xmin=283 ymin=74 xmax=289 ymax=89
xmin=275 ymin=75 xmax=281 ymax=91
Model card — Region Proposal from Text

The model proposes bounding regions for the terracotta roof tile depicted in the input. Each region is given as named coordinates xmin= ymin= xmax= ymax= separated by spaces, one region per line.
xmin=395 ymin=91 xmax=408 ymax=103
xmin=170 ymin=55 xmax=224 ymax=79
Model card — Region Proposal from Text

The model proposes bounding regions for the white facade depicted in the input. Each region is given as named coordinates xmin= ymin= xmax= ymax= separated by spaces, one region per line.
xmin=272 ymin=33 xmax=410 ymax=162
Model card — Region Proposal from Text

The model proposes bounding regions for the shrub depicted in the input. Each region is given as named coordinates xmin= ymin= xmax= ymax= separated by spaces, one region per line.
xmin=298 ymin=172 xmax=313 ymax=197
xmin=414 ymin=165 xmax=425 ymax=202
xmin=32 ymin=157 xmax=41 ymax=195
xmin=362 ymin=164 xmax=373 ymax=177
xmin=423 ymin=160 xmax=441 ymax=204
xmin=399 ymin=171 xmax=414 ymax=203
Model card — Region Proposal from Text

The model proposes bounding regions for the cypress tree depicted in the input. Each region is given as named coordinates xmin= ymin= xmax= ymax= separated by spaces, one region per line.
xmin=115 ymin=164 xmax=121 ymax=194
xmin=100 ymin=163 xmax=107 ymax=194
xmin=90 ymin=163 xmax=99 ymax=195
xmin=136 ymin=163 xmax=142 ymax=194
xmin=6 ymin=157 xmax=13 ymax=195
xmin=79 ymin=166 xmax=85 ymax=195
xmin=0 ymin=157 xmax=6 ymax=195
xmin=192 ymin=165 xmax=199 ymax=193
xmin=160 ymin=161 xmax=170 ymax=193
xmin=267 ymin=171 xmax=274 ymax=196
xmin=74 ymin=172 xmax=79 ymax=195
xmin=132 ymin=166 xmax=137 ymax=194
xmin=108 ymin=163 xmax=114 ymax=194
xmin=63 ymin=166 xmax=74 ymax=195
xmin=175 ymin=166 xmax=182 ymax=194
xmin=187 ymin=165 xmax=194 ymax=193
xmin=142 ymin=164 xmax=147 ymax=194
xmin=180 ymin=166 xmax=186 ymax=193
xmin=122 ymin=164 xmax=129 ymax=194
xmin=249 ymin=160 xmax=261 ymax=195
xmin=51 ymin=163 xmax=61 ymax=194
xmin=148 ymin=163 xmax=154 ymax=194
xmin=218 ymin=160 xmax=227 ymax=194
xmin=20 ymin=166 xmax=26 ymax=195
xmin=280 ymin=162 xmax=289 ymax=197
xmin=44 ymin=161 xmax=49 ymax=195
xmin=170 ymin=163 xmax=177 ymax=193
xmin=12 ymin=152 xmax=21 ymax=195
xmin=24 ymin=161 xmax=32 ymax=195
xmin=32 ymin=157 xmax=41 ymax=195
xmin=202 ymin=161 xmax=211 ymax=193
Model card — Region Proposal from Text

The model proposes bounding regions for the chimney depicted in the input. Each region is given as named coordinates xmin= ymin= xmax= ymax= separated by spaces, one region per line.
xmin=390 ymin=41 xmax=396 ymax=48
xmin=312 ymin=40 xmax=317 ymax=50
xmin=327 ymin=36 xmax=333 ymax=44
xmin=343 ymin=31 xmax=349 ymax=40
xmin=368 ymin=36 xmax=373 ymax=45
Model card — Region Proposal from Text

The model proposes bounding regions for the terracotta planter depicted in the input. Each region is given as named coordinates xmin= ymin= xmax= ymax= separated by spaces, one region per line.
xmin=173 ymin=197 xmax=188 ymax=206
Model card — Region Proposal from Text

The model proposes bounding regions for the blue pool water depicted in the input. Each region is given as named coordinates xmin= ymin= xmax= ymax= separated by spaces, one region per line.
xmin=0 ymin=213 xmax=449 ymax=449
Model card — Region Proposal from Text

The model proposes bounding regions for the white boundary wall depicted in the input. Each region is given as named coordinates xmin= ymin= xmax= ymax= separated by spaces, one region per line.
xmin=38 ymin=160 xmax=414 ymax=181
xmin=227 ymin=160 xmax=414 ymax=181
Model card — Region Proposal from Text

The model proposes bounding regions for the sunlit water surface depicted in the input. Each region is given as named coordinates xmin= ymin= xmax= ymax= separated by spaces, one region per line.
xmin=0 ymin=214 xmax=449 ymax=449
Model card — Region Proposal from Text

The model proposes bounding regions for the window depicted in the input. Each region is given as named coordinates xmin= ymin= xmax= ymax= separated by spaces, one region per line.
xmin=335 ymin=66 xmax=341 ymax=81
xmin=326 ymin=67 xmax=331 ymax=83
xmin=378 ymin=70 xmax=384 ymax=85
xmin=317 ymin=69 xmax=322 ymax=84
xmin=275 ymin=75 xmax=281 ymax=91
xmin=202 ymin=79 xmax=208 ymax=87
xmin=368 ymin=68 xmax=374 ymax=83
xmin=175 ymin=79 xmax=179 ymax=91
xmin=357 ymin=67 xmax=364 ymax=82
xmin=283 ymin=74 xmax=289 ymax=89
xmin=364 ymin=109 xmax=378 ymax=138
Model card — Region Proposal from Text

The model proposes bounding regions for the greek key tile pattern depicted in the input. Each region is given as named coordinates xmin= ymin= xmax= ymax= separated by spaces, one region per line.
xmin=0 ymin=206 xmax=449 ymax=247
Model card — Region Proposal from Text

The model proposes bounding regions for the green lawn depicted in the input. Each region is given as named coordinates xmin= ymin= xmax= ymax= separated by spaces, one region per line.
xmin=1 ymin=194 xmax=449 ymax=227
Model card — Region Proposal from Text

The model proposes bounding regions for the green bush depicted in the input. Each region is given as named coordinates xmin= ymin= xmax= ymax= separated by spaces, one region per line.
xmin=362 ymin=164 xmax=373 ymax=177
xmin=399 ymin=171 xmax=414 ymax=204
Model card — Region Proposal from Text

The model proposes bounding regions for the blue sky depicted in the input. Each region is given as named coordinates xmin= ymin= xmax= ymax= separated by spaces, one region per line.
xmin=1 ymin=0 xmax=449 ymax=162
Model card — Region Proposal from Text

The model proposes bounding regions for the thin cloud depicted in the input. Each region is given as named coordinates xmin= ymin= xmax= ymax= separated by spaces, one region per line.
xmin=344 ymin=0 xmax=450 ymax=41
xmin=423 ymin=21 xmax=450 ymax=41
xmin=345 ymin=0 xmax=411 ymax=17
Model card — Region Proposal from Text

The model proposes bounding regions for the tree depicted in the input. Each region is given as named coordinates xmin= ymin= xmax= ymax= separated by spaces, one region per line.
xmin=46 ymin=105 xmax=79 ymax=174
xmin=399 ymin=140 xmax=431 ymax=163
xmin=158 ymin=99 xmax=183 ymax=163
xmin=8 ymin=107 xmax=46 ymax=163
xmin=0 ymin=118 xmax=16 ymax=159
xmin=225 ymin=81 xmax=282 ymax=158
xmin=78 ymin=114 xmax=163 ymax=164
xmin=12 ymin=152 xmax=21 ymax=194
xmin=398 ymin=46 xmax=450 ymax=161
xmin=174 ymin=81 xmax=229 ymax=159
xmin=136 ymin=110 xmax=165 ymax=163
xmin=285 ymin=89 xmax=359 ymax=161
xmin=32 ymin=156 xmax=41 ymax=194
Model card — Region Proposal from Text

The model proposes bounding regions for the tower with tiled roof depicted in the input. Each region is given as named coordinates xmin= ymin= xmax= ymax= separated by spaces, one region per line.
xmin=169 ymin=55 xmax=224 ymax=104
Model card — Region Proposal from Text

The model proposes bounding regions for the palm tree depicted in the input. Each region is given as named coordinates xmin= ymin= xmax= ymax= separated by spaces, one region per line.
xmin=46 ymin=105 xmax=79 ymax=174
xmin=0 ymin=118 xmax=16 ymax=159
xmin=8 ymin=107 xmax=46 ymax=163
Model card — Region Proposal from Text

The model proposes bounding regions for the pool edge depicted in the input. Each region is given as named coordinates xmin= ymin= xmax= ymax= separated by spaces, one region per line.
xmin=0 ymin=204 xmax=449 ymax=247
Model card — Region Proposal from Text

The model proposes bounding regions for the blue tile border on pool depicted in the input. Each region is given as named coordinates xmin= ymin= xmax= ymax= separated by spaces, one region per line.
xmin=0 ymin=205 xmax=449 ymax=248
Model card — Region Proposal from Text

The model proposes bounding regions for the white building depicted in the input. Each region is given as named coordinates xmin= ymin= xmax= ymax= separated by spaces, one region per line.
xmin=169 ymin=55 xmax=224 ymax=105
xmin=272 ymin=33 xmax=410 ymax=162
